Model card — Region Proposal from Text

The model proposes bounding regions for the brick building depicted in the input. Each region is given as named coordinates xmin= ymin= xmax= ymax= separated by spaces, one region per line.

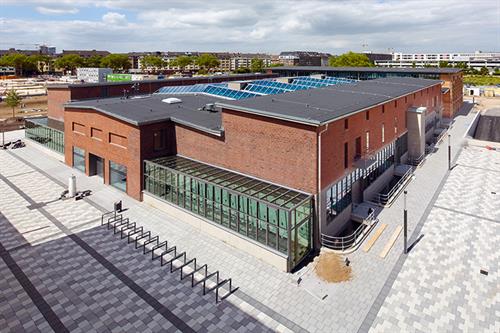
xmin=268 ymin=66 xmax=463 ymax=118
xmin=42 ymin=76 xmax=444 ymax=272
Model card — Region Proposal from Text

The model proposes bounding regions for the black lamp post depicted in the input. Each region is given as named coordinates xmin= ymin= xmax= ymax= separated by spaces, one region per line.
xmin=403 ymin=190 xmax=408 ymax=254
xmin=448 ymin=134 xmax=451 ymax=170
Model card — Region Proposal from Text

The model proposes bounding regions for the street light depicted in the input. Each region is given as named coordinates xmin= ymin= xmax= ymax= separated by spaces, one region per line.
xmin=448 ymin=134 xmax=451 ymax=170
xmin=403 ymin=190 xmax=408 ymax=254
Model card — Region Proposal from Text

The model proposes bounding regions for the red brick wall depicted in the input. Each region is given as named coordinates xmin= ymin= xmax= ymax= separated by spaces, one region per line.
xmin=64 ymin=108 xmax=142 ymax=200
xmin=47 ymin=88 xmax=71 ymax=122
xmin=441 ymin=72 xmax=463 ymax=118
xmin=320 ymin=84 xmax=442 ymax=189
xmin=175 ymin=110 xmax=318 ymax=194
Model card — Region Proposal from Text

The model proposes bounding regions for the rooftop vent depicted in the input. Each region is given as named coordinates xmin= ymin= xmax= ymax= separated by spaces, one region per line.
xmin=162 ymin=97 xmax=182 ymax=104
xmin=199 ymin=103 xmax=217 ymax=112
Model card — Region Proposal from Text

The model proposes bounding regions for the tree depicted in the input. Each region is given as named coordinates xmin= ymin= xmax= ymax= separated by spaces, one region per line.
xmin=195 ymin=53 xmax=220 ymax=72
xmin=172 ymin=55 xmax=193 ymax=71
xmin=141 ymin=55 xmax=165 ymax=72
xmin=234 ymin=67 xmax=251 ymax=74
xmin=268 ymin=63 xmax=284 ymax=67
xmin=0 ymin=54 xmax=38 ymax=76
xmin=479 ymin=67 xmax=489 ymax=75
xmin=411 ymin=62 xmax=416 ymax=68
xmin=100 ymin=54 xmax=131 ymax=72
xmin=5 ymin=90 xmax=22 ymax=118
xmin=438 ymin=61 xmax=451 ymax=68
xmin=250 ymin=59 xmax=264 ymax=73
xmin=31 ymin=55 xmax=52 ymax=74
xmin=328 ymin=52 xmax=373 ymax=67
xmin=85 ymin=55 xmax=104 ymax=68
xmin=54 ymin=54 xmax=85 ymax=74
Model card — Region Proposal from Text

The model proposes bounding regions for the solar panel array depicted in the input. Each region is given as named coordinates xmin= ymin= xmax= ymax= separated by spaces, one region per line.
xmin=154 ymin=75 xmax=356 ymax=100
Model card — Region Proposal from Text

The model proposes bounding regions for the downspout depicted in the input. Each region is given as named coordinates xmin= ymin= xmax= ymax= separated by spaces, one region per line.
xmin=317 ymin=124 xmax=329 ymax=248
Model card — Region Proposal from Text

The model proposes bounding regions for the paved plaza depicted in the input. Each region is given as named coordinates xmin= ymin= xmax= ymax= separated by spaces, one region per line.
xmin=0 ymin=103 xmax=499 ymax=332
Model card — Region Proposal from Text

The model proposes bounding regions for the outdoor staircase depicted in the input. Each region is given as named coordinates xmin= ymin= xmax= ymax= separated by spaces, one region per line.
xmin=101 ymin=211 xmax=237 ymax=303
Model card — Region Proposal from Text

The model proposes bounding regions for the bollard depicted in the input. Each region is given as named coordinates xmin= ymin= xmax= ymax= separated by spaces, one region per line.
xmin=114 ymin=200 xmax=122 ymax=212
xmin=68 ymin=175 xmax=76 ymax=198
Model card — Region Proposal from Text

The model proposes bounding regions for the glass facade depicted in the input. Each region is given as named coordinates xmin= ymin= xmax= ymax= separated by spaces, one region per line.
xmin=144 ymin=156 xmax=313 ymax=268
xmin=326 ymin=142 xmax=396 ymax=220
xmin=110 ymin=161 xmax=127 ymax=192
xmin=25 ymin=118 xmax=64 ymax=154
xmin=72 ymin=146 xmax=85 ymax=172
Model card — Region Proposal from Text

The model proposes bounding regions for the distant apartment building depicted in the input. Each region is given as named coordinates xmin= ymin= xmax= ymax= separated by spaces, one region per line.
xmin=132 ymin=52 xmax=274 ymax=73
xmin=278 ymin=51 xmax=331 ymax=67
xmin=362 ymin=52 xmax=392 ymax=63
xmin=61 ymin=49 xmax=111 ymax=59
xmin=376 ymin=51 xmax=500 ymax=70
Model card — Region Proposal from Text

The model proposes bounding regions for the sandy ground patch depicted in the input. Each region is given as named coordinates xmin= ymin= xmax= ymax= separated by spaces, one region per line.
xmin=314 ymin=252 xmax=352 ymax=283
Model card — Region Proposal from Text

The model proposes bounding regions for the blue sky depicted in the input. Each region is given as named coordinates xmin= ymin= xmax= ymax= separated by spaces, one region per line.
xmin=1 ymin=0 xmax=499 ymax=53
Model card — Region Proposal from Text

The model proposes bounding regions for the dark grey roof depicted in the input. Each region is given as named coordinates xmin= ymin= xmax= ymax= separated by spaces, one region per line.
xmin=269 ymin=66 xmax=462 ymax=74
xmin=65 ymin=94 xmax=225 ymax=136
xmin=217 ymin=77 xmax=442 ymax=126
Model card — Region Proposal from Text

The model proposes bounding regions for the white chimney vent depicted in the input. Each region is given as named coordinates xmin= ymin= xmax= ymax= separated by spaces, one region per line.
xmin=162 ymin=97 xmax=182 ymax=104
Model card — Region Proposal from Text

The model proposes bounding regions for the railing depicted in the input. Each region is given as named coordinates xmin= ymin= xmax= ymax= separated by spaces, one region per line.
xmin=407 ymin=153 xmax=425 ymax=166
xmin=321 ymin=211 xmax=378 ymax=252
xmin=24 ymin=118 xmax=64 ymax=154
xmin=434 ymin=127 xmax=448 ymax=145
xmin=101 ymin=211 xmax=237 ymax=303
xmin=373 ymin=167 xmax=413 ymax=206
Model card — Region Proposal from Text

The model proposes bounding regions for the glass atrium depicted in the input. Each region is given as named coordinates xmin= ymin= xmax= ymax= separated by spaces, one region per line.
xmin=144 ymin=155 xmax=313 ymax=269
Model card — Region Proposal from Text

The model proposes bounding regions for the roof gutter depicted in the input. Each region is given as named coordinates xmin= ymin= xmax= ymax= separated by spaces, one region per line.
xmin=216 ymin=103 xmax=322 ymax=127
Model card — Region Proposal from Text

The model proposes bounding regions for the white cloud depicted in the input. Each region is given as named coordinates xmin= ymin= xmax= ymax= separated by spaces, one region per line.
xmin=35 ymin=6 xmax=79 ymax=15
xmin=1 ymin=0 xmax=498 ymax=53
xmin=102 ymin=12 xmax=127 ymax=26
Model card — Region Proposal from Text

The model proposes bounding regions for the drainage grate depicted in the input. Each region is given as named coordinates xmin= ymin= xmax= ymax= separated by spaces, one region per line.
xmin=480 ymin=269 xmax=489 ymax=276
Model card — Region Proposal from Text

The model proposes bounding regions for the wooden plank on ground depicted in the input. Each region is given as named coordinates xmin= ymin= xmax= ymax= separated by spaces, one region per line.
xmin=363 ymin=224 xmax=387 ymax=253
xmin=379 ymin=225 xmax=403 ymax=259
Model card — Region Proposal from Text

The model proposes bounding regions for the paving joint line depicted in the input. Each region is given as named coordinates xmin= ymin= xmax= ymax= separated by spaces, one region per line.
xmin=0 ymin=212 xmax=69 ymax=333
xmin=433 ymin=205 xmax=500 ymax=224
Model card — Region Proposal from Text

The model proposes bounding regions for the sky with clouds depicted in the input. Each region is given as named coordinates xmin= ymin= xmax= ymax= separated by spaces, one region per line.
xmin=1 ymin=0 xmax=499 ymax=54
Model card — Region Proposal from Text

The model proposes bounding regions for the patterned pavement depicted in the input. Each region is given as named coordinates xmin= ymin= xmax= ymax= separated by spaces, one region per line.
xmin=369 ymin=145 xmax=500 ymax=333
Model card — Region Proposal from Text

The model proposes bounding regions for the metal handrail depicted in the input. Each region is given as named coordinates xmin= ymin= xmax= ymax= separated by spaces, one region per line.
xmin=374 ymin=168 xmax=412 ymax=205
xmin=407 ymin=153 xmax=425 ymax=166
xmin=321 ymin=211 xmax=377 ymax=251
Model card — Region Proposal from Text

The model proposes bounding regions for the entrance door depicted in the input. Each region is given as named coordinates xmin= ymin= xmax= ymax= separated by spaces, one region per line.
xmin=89 ymin=153 xmax=104 ymax=180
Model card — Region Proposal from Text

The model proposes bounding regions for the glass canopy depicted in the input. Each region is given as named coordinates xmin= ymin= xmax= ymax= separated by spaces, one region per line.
xmin=143 ymin=155 xmax=313 ymax=269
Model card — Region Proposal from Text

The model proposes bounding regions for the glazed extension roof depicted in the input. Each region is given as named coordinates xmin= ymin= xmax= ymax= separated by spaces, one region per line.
xmin=65 ymin=94 xmax=226 ymax=136
xmin=216 ymin=77 xmax=442 ymax=125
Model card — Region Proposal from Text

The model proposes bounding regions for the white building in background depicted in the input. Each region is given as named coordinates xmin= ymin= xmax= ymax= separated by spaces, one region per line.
xmin=376 ymin=51 xmax=500 ymax=71
xmin=76 ymin=67 xmax=113 ymax=83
